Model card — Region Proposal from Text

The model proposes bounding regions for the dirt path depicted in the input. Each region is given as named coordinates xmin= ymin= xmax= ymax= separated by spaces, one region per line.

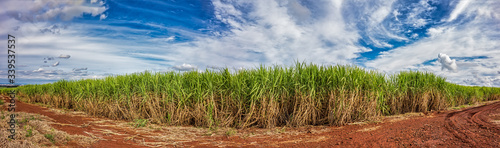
xmin=3 ymin=96 xmax=499 ymax=147
xmin=444 ymin=102 xmax=500 ymax=147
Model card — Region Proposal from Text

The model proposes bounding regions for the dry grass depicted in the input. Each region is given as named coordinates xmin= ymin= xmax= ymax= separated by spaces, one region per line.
xmin=0 ymin=111 xmax=95 ymax=148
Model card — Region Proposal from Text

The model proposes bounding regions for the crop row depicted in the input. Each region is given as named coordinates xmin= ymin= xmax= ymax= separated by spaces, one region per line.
xmin=3 ymin=63 xmax=499 ymax=128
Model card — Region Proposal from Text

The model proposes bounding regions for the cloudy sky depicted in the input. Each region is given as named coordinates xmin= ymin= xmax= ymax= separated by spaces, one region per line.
xmin=1 ymin=0 xmax=499 ymax=87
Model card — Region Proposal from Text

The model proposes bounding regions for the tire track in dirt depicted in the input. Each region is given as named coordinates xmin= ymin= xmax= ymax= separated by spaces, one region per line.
xmin=182 ymin=101 xmax=500 ymax=147
xmin=444 ymin=102 xmax=500 ymax=147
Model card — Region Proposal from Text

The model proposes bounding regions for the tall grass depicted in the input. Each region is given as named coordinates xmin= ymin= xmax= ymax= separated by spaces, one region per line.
xmin=6 ymin=62 xmax=500 ymax=128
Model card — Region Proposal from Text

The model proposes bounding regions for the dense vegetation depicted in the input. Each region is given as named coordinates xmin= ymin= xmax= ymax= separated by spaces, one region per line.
xmin=2 ymin=63 xmax=499 ymax=128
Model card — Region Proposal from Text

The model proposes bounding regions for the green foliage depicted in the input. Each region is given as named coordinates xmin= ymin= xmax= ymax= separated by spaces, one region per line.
xmin=25 ymin=127 xmax=33 ymax=137
xmin=20 ymin=118 xmax=29 ymax=124
xmin=44 ymin=134 xmax=55 ymax=143
xmin=11 ymin=62 xmax=500 ymax=128
xmin=133 ymin=119 xmax=148 ymax=128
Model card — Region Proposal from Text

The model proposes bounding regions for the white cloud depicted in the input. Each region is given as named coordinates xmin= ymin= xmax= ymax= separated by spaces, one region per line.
xmin=33 ymin=68 xmax=44 ymax=73
xmin=437 ymin=53 xmax=457 ymax=72
xmin=165 ymin=36 xmax=175 ymax=42
xmin=38 ymin=5 xmax=106 ymax=21
xmin=1 ymin=0 xmax=498 ymax=87
xmin=1 ymin=0 xmax=107 ymax=22
xmin=447 ymin=0 xmax=471 ymax=22
xmin=163 ymin=0 xmax=366 ymax=68
xmin=426 ymin=27 xmax=446 ymax=37
xmin=462 ymin=71 xmax=499 ymax=87
xmin=0 ymin=21 xmax=161 ymax=82
xmin=172 ymin=64 xmax=197 ymax=71
xmin=52 ymin=61 xmax=60 ymax=67
xmin=0 ymin=0 xmax=107 ymax=83
xmin=366 ymin=0 xmax=500 ymax=87
xmin=342 ymin=0 xmax=408 ymax=48
xmin=446 ymin=0 xmax=500 ymax=22
xmin=99 ymin=14 xmax=107 ymax=20
xmin=371 ymin=2 xmax=393 ymax=24
xmin=58 ymin=54 xmax=71 ymax=59
xmin=393 ymin=10 xmax=400 ymax=21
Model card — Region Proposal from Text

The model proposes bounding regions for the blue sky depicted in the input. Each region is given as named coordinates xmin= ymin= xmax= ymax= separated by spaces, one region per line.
xmin=1 ymin=0 xmax=499 ymax=87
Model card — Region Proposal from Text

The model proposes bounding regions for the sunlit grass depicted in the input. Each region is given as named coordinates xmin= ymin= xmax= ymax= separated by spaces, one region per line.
xmin=4 ymin=62 xmax=500 ymax=128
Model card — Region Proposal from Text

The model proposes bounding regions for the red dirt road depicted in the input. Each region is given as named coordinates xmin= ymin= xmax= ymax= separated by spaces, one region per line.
xmin=4 ymin=97 xmax=500 ymax=147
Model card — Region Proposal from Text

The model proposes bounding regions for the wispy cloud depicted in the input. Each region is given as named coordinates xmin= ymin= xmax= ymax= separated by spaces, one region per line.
xmin=164 ymin=0 xmax=368 ymax=68
xmin=1 ymin=0 xmax=499 ymax=87
xmin=447 ymin=0 xmax=471 ymax=22
xmin=366 ymin=0 xmax=500 ymax=86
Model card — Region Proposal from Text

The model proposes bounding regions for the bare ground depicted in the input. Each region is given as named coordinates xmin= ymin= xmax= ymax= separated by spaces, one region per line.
xmin=1 ymin=96 xmax=499 ymax=147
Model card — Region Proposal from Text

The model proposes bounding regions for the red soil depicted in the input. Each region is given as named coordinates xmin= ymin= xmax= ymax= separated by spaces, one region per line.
xmin=4 ymin=96 xmax=500 ymax=147
xmin=186 ymin=101 xmax=500 ymax=147
xmin=10 ymin=100 xmax=148 ymax=147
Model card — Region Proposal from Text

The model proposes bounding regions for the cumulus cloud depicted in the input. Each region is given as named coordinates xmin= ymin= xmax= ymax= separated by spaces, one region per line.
xmin=426 ymin=27 xmax=446 ymax=37
xmin=438 ymin=53 xmax=457 ymax=72
xmin=58 ymin=54 xmax=71 ymax=59
xmin=99 ymin=14 xmax=107 ymax=20
xmin=172 ymin=64 xmax=197 ymax=71
xmin=52 ymin=61 xmax=60 ymax=67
